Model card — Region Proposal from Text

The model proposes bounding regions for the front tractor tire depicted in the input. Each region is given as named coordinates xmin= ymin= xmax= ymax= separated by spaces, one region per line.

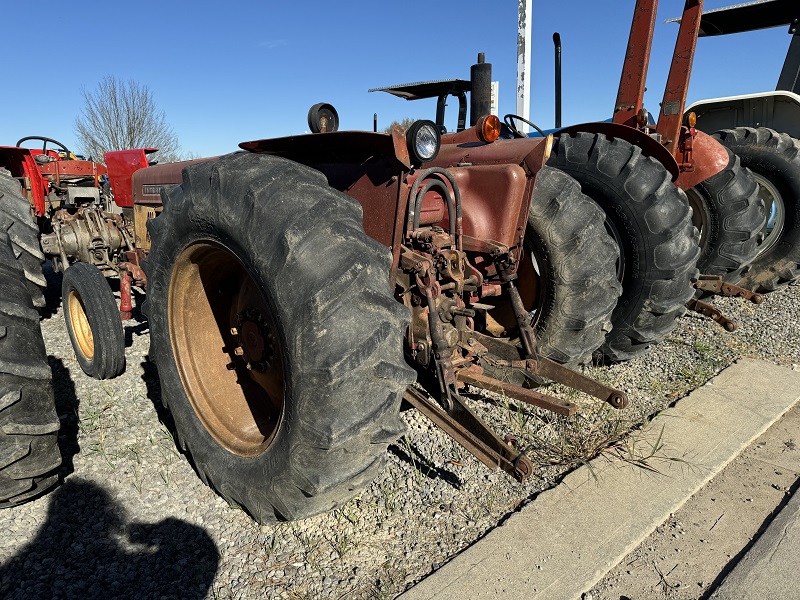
xmin=0 ymin=228 xmax=60 ymax=507
xmin=143 ymin=152 xmax=415 ymax=522
xmin=62 ymin=263 xmax=125 ymax=380
xmin=520 ymin=166 xmax=621 ymax=365
xmin=685 ymin=146 xmax=765 ymax=285
xmin=712 ymin=127 xmax=800 ymax=292
xmin=548 ymin=132 xmax=700 ymax=362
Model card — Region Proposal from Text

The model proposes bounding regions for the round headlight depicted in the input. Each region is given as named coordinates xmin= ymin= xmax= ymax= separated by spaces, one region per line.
xmin=406 ymin=120 xmax=441 ymax=165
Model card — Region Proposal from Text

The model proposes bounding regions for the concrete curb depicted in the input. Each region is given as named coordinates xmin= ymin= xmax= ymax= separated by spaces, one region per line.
xmin=399 ymin=358 xmax=800 ymax=600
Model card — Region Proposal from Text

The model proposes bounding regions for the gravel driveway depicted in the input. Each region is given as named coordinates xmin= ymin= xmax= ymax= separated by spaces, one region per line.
xmin=1 ymin=268 xmax=798 ymax=600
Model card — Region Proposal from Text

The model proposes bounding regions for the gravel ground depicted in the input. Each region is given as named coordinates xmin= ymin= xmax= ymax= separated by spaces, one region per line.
xmin=1 ymin=268 xmax=798 ymax=600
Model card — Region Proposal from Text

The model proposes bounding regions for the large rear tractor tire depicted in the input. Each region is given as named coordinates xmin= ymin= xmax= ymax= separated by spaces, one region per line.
xmin=143 ymin=152 xmax=415 ymax=522
xmin=0 ymin=170 xmax=46 ymax=308
xmin=0 ymin=228 xmax=60 ymax=507
xmin=686 ymin=146 xmax=765 ymax=284
xmin=62 ymin=262 xmax=125 ymax=380
xmin=712 ymin=127 xmax=800 ymax=292
xmin=519 ymin=166 xmax=621 ymax=365
xmin=548 ymin=132 xmax=700 ymax=361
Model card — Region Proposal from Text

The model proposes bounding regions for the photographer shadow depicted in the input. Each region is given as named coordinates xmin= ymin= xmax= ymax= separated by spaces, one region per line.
xmin=0 ymin=479 xmax=218 ymax=599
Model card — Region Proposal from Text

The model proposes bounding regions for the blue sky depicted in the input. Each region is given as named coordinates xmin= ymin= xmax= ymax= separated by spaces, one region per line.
xmin=2 ymin=1 xmax=791 ymax=157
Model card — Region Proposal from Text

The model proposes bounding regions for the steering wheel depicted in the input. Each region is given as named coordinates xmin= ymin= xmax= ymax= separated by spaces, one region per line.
xmin=16 ymin=136 xmax=74 ymax=160
xmin=503 ymin=114 xmax=547 ymax=139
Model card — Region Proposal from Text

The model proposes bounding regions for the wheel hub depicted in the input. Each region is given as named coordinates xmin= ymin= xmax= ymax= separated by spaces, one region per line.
xmin=231 ymin=308 xmax=274 ymax=373
xmin=168 ymin=240 xmax=285 ymax=457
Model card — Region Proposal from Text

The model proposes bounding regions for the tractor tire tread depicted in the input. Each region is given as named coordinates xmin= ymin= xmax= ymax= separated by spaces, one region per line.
xmin=143 ymin=152 xmax=415 ymax=522
xmin=548 ymin=132 xmax=700 ymax=362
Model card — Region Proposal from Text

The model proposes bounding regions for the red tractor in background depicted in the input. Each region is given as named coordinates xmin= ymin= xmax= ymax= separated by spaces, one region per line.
xmin=535 ymin=0 xmax=766 ymax=337
xmin=0 ymin=137 xmax=162 ymax=379
xmin=673 ymin=0 xmax=800 ymax=293
xmin=602 ymin=0 xmax=767 ymax=330
xmin=505 ymin=0 xmax=766 ymax=340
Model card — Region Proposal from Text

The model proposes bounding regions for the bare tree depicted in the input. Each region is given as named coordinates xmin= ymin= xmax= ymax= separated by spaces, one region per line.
xmin=74 ymin=76 xmax=183 ymax=164
xmin=383 ymin=117 xmax=416 ymax=134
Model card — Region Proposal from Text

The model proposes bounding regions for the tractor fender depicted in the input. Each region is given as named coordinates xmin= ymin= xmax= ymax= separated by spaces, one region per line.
xmin=674 ymin=129 xmax=730 ymax=191
xmin=0 ymin=146 xmax=48 ymax=216
xmin=240 ymin=131 xmax=412 ymax=252
xmin=240 ymin=129 xmax=412 ymax=172
xmin=556 ymin=121 xmax=680 ymax=182
xmin=687 ymin=91 xmax=800 ymax=139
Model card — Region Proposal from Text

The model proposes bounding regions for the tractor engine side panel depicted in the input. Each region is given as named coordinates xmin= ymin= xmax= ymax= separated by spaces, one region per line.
xmin=412 ymin=164 xmax=529 ymax=249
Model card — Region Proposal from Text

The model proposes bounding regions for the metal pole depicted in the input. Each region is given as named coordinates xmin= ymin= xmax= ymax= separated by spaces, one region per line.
xmin=553 ymin=32 xmax=562 ymax=128
xmin=517 ymin=0 xmax=533 ymax=134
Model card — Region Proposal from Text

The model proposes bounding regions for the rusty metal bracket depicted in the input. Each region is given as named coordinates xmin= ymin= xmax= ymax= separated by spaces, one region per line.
xmin=482 ymin=356 xmax=628 ymax=409
xmin=403 ymin=386 xmax=535 ymax=482
xmin=456 ymin=370 xmax=577 ymax=415
xmin=694 ymin=274 xmax=764 ymax=304
xmin=686 ymin=297 xmax=736 ymax=332
xmin=528 ymin=358 xmax=628 ymax=409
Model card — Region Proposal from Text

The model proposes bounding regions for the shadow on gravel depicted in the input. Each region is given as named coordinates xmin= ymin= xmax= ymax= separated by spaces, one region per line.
xmin=0 ymin=479 xmax=218 ymax=599
xmin=123 ymin=288 xmax=149 ymax=348
xmin=49 ymin=357 xmax=79 ymax=478
xmin=123 ymin=315 xmax=149 ymax=349
xmin=389 ymin=440 xmax=462 ymax=488
xmin=40 ymin=263 xmax=63 ymax=319
xmin=140 ymin=357 xmax=176 ymax=433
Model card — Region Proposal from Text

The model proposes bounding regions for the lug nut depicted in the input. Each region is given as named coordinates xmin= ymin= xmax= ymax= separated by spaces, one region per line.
xmin=234 ymin=346 xmax=244 ymax=356
xmin=230 ymin=327 xmax=239 ymax=336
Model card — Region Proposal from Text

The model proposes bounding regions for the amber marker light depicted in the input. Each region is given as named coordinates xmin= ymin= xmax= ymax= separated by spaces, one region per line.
xmin=637 ymin=107 xmax=649 ymax=128
xmin=544 ymin=134 xmax=554 ymax=162
xmin=477 ymin=115 xmax=502 ymax=143
xmin=687 ymin=111 xmax=697 ymax=128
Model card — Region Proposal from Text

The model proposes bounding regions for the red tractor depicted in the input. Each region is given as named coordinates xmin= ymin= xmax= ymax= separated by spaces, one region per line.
xmin=674 ymin=0 xmax=800 ymax=293
xmin=0 ymin=99 xmax=635 ymax=519
xmin=525 ymin=0 xmax=765 ymax=340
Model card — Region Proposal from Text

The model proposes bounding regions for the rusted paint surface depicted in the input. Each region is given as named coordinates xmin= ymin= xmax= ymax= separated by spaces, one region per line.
xmin=119 ymin=270 xmax=133 ymax=320
xmin=240 ymin=131 xmax=410 ymax=171
xmin=674 ymin=129 xmax=730 ymax=189
xmin=432 ymin=136 xmax=548 ymax=175
xmin=409 ymin=164 xmax=528 ymax=249
xmin=130 ymin=158 xmax=211 ymax=207
xmin=403 ymin=385 xmax=534 ymax=482
xmin=457 ymin=370 xmax=577 ymax=415
xmin=614 ymin=0 xmax=659 ymax=127
xmin=686 ymin=297 xmax=736 ymax=331
xmin=656 ymin=0 xmax=703 ymax=153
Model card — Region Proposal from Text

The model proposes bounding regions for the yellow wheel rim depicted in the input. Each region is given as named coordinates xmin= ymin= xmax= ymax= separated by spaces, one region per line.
xmin=168 ymin=241 xmax=285 ymax=457
xmin=67 ymin=290 xmax=94 ymax=360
